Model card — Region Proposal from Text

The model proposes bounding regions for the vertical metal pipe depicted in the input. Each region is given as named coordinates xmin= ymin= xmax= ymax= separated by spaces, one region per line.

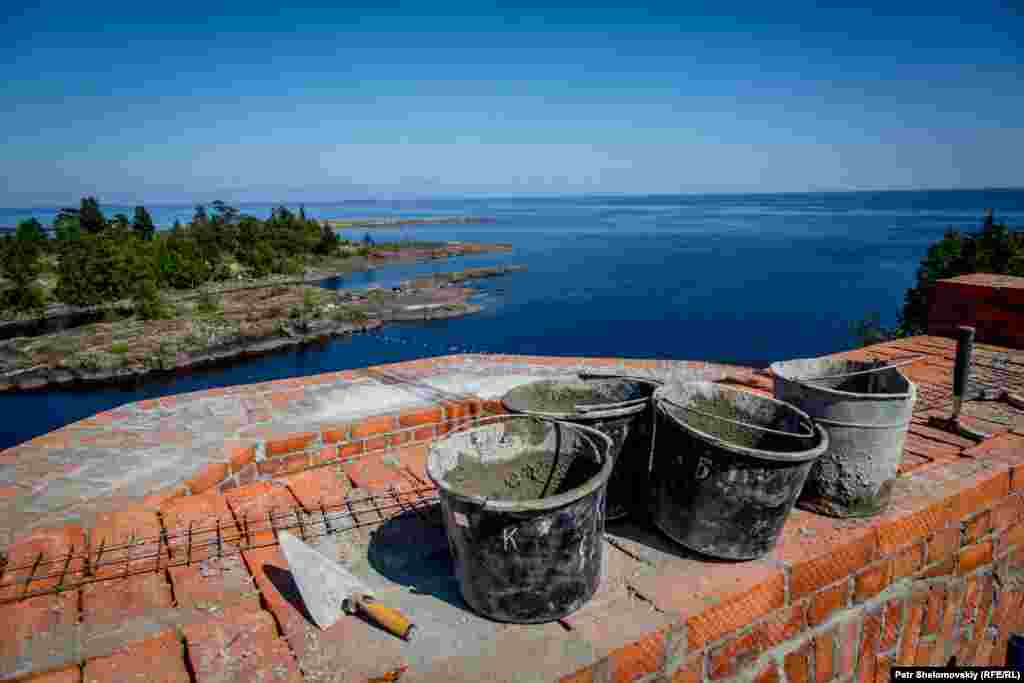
xmin=952 ymin=326 xmax=976 ymax=420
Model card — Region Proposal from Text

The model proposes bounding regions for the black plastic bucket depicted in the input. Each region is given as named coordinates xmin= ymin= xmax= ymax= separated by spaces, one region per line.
xmin=501 ymin=375 xmax=658 ymax=520
xmin=426 ymin=414 xmax=614 ymax=623
xmin=651 ymin=382 xmax=829 ymax=560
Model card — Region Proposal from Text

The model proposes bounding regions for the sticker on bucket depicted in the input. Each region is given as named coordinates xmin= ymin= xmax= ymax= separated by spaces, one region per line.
xmin=695 ymin=456 xmax=712 ymax=481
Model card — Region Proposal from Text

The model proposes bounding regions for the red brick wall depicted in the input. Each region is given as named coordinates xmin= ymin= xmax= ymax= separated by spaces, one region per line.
xmin=927 ymin=274 xmax=1024 ymax=349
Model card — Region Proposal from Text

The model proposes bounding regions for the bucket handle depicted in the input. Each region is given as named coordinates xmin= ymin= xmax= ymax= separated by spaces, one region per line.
xmin=575 ymin=397 xmax=649 ymax=412
xmin=577 ymin=372 xmax=665 ymax=386
xmin=794 ymin=355 xmax=926 ymax=383
xmin=657 ymin=394 xmax=816 ymax=441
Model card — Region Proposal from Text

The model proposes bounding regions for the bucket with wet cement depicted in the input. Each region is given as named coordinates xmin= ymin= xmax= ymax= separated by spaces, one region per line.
xmin=426 ymin=414 xmax=613 ymax=623
xmin=501 ymin=375 xmax=658 ymax=521
xmin=769 ymin=357 xmax=917 ymax=518
xmin=651 ymin=382 xmax=828 ymax=560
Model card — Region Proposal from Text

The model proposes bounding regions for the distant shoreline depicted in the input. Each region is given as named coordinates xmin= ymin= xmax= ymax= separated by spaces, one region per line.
xmin=324 ymin=216 xmax=497 ymax=229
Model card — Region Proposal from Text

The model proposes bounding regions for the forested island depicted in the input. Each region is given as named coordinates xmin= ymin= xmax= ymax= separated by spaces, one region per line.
xmin=0 ymin=198 xmax=521 ymax=390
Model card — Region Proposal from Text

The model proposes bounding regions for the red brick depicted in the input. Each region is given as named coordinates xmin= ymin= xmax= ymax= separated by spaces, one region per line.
xmin=321 ymin=423 xmax=352 ymax=444
xmin=279 ymin=466 xmax=352 ymax=511
xmin=352 ymin=415 xmax=397 ymax=439
xmin=973 ymin=577 xmax=996 ymax=641
xmin=398 ymin=407 xmax=443 ymax=428
xmin=784 ymin=642 xmax=812 ymax=683
xmin=338 ymin=441 xmax=363 ymax=459
xmin=933 ymin=585 xmax=962 ymax=663
xmin=881 ymin=599 xmax=904 ymax=651
xmin=708 ymin=606 xmax=804 ymax=678
xmin=752 ymin=661 xmax=780 ymax=683
xmin=168 ymin=554 xmax=258 ymax=612
xmin=223 ymin=440 xmax=257 ymax=471
xmin=182 ymin=603 xmax=302 ymax=683
xmin=559 ymin=667 xmax=596 ymax=683
xmin=395 ymin=443 xmax=430 ymax=484
xmin=1006 ymin=522 xmax=1024 ymax=550
xmin=922 ymin=585 xmax=947 ymax=635
xmin=898 ymin=601 xmax=925 ymax=665
xmin=311 ymin=444 xmax=337 ymax=465
xmin=892 ymin=543 xmax=926 ymax=579
xmin=224 ymin=481 xmax=297 ymax=543
xmin=256 ymin=451 xmax=311 ymax=477
xmin=0 ymin=592 xmax=79 ymax=666
xmin=913 ymin=639 xmax=936 ymax=665
xmin=927 ymin=527 xmax=962 ymax=565
xmin=920 ymin=556 xmax=957 ymax=579
xmin=949 ymin=470 xmax=1011 ymax=521
xmin=412 ymin=426 xmax=435 ymax=442
xmin=185 ymin=462 xmax=229 ymax=495
xmin=809 ymin=582 xmax=849 ymax=625
xmin=770 ymin=512 xmax=876 ymax=600
xmin=82 ymin=570 xmax=173 ymax=626
xmin=837 ymin=618 xmax=860 ymax=675
xmin=854 ymin=560 xmax=893 ymax=603
xmin=364 ymin=435 xmax=390 ymax=453
xmin=964 ymin=510 xmax=993 ymax=544
xmin=159 ymin=491 xmax=235 ymax=562
xmin=343 ymin=454 xmax=416 ymax=491
xmin=859 ymin=610 xmax=882 ymax=683
xmin=82 ymin=629 xmax=190 ymax=683
xmin=959 ymin=540 xmax=994 ymax=575
xmin=0 ymin=525 xmax=87 ymax=597
xmin=265 ymin=431 xmax=317 ymax=457
xmin=89 ymin=504 xmax=162 ymax=570
xmin=605 ymin=626 xmax=668 ymax=683
xmin=670 ymin=654 xmax=704 ymax=683
xmin=875 ymin=495 xmax=953 ymax=555
xmin=875 ymin=656 xmax=892 ymax=683
xmin=28 ymin=667 xmax=81 ymax=682
xmin=627 ymin=560 xmax=785 ymax=650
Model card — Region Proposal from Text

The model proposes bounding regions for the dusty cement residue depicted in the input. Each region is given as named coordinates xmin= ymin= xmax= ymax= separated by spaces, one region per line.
xmin=505 ymin=378 xmax=647 ymax=414
xmin=666 ymin=395 xmax=798 ymax=451
xmin=443 ymin=449 xmax=600 ymax=501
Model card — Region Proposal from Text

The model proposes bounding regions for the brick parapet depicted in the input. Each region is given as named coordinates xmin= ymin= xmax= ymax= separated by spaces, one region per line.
xmin=0 ymin=342 xmax=1021 ymax=682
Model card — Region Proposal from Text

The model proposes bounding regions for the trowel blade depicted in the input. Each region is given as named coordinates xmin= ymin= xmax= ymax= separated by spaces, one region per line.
xmin=278 ymin=530 xmax=370 ymax=630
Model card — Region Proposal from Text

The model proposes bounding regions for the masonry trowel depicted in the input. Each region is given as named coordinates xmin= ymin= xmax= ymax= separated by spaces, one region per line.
xmin=278 ymin=530 xmax=415 ymax=640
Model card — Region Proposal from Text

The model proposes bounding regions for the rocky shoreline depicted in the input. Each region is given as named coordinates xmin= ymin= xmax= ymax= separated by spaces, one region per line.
xmin=0 ymin=240 xmax=513 ymax=340
xmin=0 ymin=264 xmax=523 ymax=393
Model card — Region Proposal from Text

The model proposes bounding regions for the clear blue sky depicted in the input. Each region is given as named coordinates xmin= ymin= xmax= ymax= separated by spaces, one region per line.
xmin=2 ymin=1 xmax=1022 ymax=205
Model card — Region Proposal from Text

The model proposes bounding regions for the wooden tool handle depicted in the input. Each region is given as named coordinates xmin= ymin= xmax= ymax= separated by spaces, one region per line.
xmin=354 ymin=595 xmax=415 ymax=641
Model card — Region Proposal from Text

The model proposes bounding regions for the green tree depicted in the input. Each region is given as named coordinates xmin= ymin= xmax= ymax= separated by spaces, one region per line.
xmin=0 ymin=236 xmax=45 ymax=313
xmin=15 ymin=218 xmax=48 ymax=247
xmin=314 ymin=221 xmax=340 ymax=255
xmin=111 ymin=213 xmax=131 ymax=231
xmin=54 ymin=210 xmax=82 ymax=243
xmin=79 ymin=197 xmax=107 ymax=234
xmin=132 ymin=206 xmax=156 ymax=241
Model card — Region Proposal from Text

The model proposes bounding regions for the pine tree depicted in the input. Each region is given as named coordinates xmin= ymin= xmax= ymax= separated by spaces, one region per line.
xmin=132 ymin=206 xmax=156 ymax=241
xmin=79 ymin=197 xmax=107 ymax=234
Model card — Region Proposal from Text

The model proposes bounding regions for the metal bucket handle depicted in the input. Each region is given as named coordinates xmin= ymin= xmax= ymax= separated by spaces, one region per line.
xmin=577 ymin=372 xmax=665 ymax=385
xmin=575 ymin=397 xmax=649 ymax=413
xmin=797 ymin=355 xmax=926 ymax=384
xmin=656 ymin=394 xmax=817 ymax=441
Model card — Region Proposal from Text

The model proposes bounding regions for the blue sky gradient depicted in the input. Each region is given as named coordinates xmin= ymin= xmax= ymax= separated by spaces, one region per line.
xmin=3 ymin=1 xmax=1022 ymax=205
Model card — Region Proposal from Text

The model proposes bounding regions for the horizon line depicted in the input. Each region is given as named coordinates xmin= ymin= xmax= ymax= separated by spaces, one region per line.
xmin=4 ymin=185 xmax=1024 ymax=211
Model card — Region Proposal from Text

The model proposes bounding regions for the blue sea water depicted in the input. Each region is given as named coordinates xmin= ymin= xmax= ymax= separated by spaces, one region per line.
xmin=1 ymin=190 xmax=1022 ymax=449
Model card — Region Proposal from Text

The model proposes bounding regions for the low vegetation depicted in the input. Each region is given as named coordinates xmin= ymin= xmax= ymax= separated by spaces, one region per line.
xmin=0 ymin=198 xmax=365 ymax=317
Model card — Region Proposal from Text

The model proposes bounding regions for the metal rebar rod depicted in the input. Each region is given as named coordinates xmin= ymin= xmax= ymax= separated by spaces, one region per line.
xmin=953 ymin=326 xmax=976 ymax=420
